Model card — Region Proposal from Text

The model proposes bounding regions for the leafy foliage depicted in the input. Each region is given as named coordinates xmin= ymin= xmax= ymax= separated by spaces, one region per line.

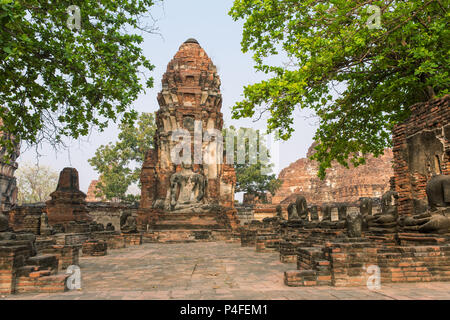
xmin=0 ymin=0 xmax=157 ymax=152
xmin=16 ymin=161 xmax=58 ymax=203
xmin=88 ymin=112 xmax=156 ymax=202
xmin=229 ymin=0 xmax=449 ymax=178
xmin=225 ymin=126 xmax=282 ymax=202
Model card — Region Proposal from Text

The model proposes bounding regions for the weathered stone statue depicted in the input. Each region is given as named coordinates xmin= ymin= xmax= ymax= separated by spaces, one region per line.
xmin=305 ymin=205 xmax=319 ymax=228
xmin=337 ymin=204 xmax=347 ymax=221
xmin=322 ymin=205 xmax=332 ymax=221
xmin=287 ymin=202 xmax=300 ymax=221
xmin=426 ymin=174 xmax=450 ymax=211
xmin=169 ymin=162 xmax=207 ymax=212
xmin=309 ymin=206 xmax=319 ymax=221
xmin=120 ymin=212 xmax=138 ymax=234
xmin=89 ymin=222 xmax=104 ymax=232
xmin=366 ymin=191 xmax=399 ymax=232
xmin=359 ymin=197 xmax=373 ymax=230
xmin=400 ymin=175 xmax=450 ymax=234
xmin=39 ymin=212 xmax=53 ymax=236
xmin=318 ymin=205 xmax=332 ymax=228
xmin=381 ymin=190 xmax=399 ymax=216
xmin=276 ymin=205 xmax=283 ymax=220
xmin=346 ymin=211 xmax=363 ymax=237
xmin=319 ymin=204 xmax=346 ymax=229
xmin=360 ymin=197 xmax=373 ymax=216
xmin=0 ymin=211 xmax=9 ymax=232
xmin=295 ymin=195 xmax=308 ymax=220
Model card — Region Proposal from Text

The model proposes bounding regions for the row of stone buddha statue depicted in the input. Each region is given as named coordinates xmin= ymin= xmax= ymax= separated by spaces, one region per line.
xmin=278 ymin=174 xmax=450 ymax=235
xmin=278 ymin=195 xmax=350 ymax=230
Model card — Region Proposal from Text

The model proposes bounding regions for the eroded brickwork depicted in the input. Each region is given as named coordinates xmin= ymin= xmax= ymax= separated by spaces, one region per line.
xmin=393 ymin=95 xmax=450 ymax=216
xmin=86 ymin=180 xmax=105 ymax=202
xmin=46 ymin=168 xmax=92 ymax=226
xmin=138 ymin=39 xmax=239 ymax=233
xmin=272 ymin=143 xmax=393 ymax=205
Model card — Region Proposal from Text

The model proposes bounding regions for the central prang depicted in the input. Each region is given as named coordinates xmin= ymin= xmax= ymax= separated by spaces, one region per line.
xmin=137 ymin=38 xmax=239 ymax=232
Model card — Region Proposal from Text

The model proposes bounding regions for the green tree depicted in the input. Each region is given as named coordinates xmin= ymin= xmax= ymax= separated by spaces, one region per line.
xmin=0 ymin=0 xmax=157 ymax=152
xmin=16 ymin=162 xmax=58 ymax=204
xmin=229 ymin=0 xmax=449 ymax=178
xmin=225 ymin=126 xmax=282 ymax=202
xmin=88 ymin=112 xmax=156 ymax=202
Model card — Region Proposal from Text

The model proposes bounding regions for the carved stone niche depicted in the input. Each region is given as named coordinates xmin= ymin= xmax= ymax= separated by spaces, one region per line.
xmin=407 ymin=130 xmax=444 ymax=177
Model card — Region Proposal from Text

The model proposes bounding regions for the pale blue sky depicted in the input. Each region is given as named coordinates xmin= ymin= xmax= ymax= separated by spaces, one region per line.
xmin=19 ymin=0 xmax=318 ymax=192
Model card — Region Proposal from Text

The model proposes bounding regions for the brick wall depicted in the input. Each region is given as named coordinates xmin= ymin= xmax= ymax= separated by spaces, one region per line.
xmin=272 ymin=143 xmax=393 ymax=205
xmin=393 ymin=95 xmax=450 ymax=215
xmin=87 ymin=202 xmax=138 ymax=231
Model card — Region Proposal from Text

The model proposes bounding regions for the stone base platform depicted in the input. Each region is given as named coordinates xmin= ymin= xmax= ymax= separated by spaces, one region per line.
xmin=82 ymin=240 xmax=107 ymax=256
xmin=140 ymin=229 xmax=235 ymax=243
xmin=150 ymin=211 xmax=232 ymax=231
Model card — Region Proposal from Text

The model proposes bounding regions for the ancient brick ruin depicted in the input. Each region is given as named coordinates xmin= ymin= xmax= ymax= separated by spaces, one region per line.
xmin=137 ymin=38 xmax=239 ymax=240
xmin=46 ymin=168 xmax=92 ymax=228
xmin=238 ymin=96 xmax=450 ymax=288
xmin=86 ymin=180 xmax=105 ymax=202
xmin=393 ymin=95 xmax=450 ymax=216
xmin=272 ymin=143 xmax=393 ymax=205
xmin=0 ymin=40 xmax=448 ymax=297
xmin=1 ymin=167 xmax=144 ymax=295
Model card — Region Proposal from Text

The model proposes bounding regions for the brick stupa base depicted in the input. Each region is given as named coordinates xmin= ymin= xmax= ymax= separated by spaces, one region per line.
xmin=138 ymin=207 xmax=240 ymax=243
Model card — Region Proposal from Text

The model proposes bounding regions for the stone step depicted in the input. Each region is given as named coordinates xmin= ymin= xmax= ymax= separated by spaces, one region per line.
xmin=26 ymin=255 xmax=58 ymax=272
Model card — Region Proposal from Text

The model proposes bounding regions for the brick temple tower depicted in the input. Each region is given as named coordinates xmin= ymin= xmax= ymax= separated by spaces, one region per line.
xmin=138 ymin=39 xmax=239 ymax=234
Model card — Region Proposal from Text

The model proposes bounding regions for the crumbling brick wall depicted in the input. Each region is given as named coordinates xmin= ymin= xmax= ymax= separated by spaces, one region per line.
xmin=393 ymin=95 xmax=450 ymax=216
xmin=87 ymin=202 xmax=138 ymax=231
xmin=272 ymin=143 xmax=393 ymax=205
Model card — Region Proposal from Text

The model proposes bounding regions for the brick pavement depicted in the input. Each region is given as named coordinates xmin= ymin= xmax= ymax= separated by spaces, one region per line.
xmin=2 ymin=242 xmax=449 ymax=300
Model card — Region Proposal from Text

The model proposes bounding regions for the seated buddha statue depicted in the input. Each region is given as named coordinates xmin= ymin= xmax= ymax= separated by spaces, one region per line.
xmin=169 ymin=162 xmax=207 ymax=212
xmin=400 ymin=175 xmax=450 ymax=234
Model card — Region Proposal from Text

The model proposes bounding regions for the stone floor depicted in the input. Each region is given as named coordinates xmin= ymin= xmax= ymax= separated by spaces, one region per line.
xmin=2 ymin=242 xmax=450 ymax=300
